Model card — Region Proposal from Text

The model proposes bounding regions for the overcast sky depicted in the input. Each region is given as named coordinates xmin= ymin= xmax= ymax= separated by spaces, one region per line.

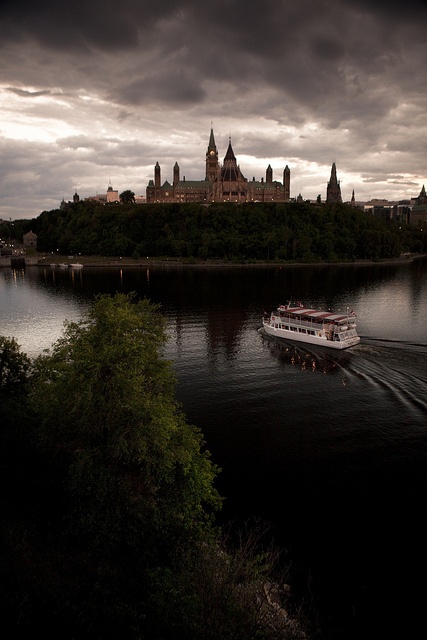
xmin=1 ymin=0 xmax=426 ymax=220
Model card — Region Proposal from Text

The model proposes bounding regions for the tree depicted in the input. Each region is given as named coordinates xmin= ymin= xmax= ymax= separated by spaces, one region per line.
xmin=120 ymin=189 xmax=136 ymax=204
xmin=31 ymin=293 xmax=221 ymax=555
xmin=2 ymin=293 xmax=217 ymax=636
xmin=1 ymin=295 xmax=309 ymax=639
xmin=0 ymin=335 xmax=33 ymax=477
xmin=0 ymin=336 xmax=30 ymax=395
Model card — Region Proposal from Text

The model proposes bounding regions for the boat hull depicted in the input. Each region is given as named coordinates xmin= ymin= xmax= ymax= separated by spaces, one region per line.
xmin=262 ymin=322 xmax=360 ymax=350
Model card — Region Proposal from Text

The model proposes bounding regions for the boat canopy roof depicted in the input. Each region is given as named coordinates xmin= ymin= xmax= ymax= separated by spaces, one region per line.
xmin=277 ymin=305 xmax=356 ymax=323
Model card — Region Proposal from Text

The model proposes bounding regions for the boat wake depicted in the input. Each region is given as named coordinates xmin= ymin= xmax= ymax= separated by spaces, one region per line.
xmin=344 ymin=337 xmax=427 ymax=405
xmin=260 ymin=329 xmax=427 ymax=418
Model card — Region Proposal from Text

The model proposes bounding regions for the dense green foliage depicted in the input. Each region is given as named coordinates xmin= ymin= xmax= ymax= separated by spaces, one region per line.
xmin=0 ymin=336 xmax=31 ymax=394
xmin=120 ymin=189 xmax=136 ymax=204
xmin=30 ymin=294 xmax=221 ymax=554
xmin=9 ymin=200 xmax=427 ymax=262
xmin=0 ymin=294 xmax=308 ymax=639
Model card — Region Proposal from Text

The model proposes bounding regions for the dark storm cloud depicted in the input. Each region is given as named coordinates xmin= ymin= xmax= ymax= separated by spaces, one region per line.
xmin=114 ymin=70 xmax=206 ymax=106
xmin=0 ymin=0 xmax=145 ymax=52
xmin=1 ymin=0 xmax=426 ymax=119
xmin=1 ymin=0 xmax=426 ymax=217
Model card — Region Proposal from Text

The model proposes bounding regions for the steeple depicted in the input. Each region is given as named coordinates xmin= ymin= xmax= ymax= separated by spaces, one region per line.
xmin=417 ymin=184 xmax=427 ymax=204
xmin=224 ymin=138 xmax=235 ymax=161
xmin=266 ymin=164 xmax=273 ymax=184
xmin=206 ymin=127 xmax=219 ymax=182
xmin=330 ymin=162 xmax=338 ymax=187
xmin=173 ymin=162 xmax=180 ymax=187
xmin=283 ymin=165 xmax=290 ymax=201
xmin=351 ymin=189 xmax=356 ymax=207
xmin=154 ymin=161 xmax=161 ymax=191
xmin=326 ymin=162 xmax=342 ymax=203
xmin=221 ymin=138 xmax=241 ymax=181
xmin=208 ymin=127 xmax=216 ymax=153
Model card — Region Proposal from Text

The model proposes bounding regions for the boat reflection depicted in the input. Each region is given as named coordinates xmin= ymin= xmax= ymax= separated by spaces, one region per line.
xmin=259 ymin=329 xmax=353 ymax=374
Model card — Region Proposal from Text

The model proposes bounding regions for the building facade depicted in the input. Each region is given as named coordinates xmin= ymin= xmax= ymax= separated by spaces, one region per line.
xmin=23 ymin=230 xmax=38 ymax=247
xmin=146 ymin=128 xmax=291 ymax=204
xmin=411 ymin=185 xmax=427 ymax=227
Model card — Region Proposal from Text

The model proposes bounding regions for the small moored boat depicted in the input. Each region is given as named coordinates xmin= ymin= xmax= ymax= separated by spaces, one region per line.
xmin=69 ymin=263 xmax=83 ymax=269
xmin=262 ymin=302 xmax=360 ymax=350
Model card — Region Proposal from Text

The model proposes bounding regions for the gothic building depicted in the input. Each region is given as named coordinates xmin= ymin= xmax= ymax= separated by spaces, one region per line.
xmin=326 ymin=162 xmax=342 ymax=203
xmin=146 ymin=128 xmax=291 ymax=204
xmin=411 ymin=184 xmax=427 ymax=226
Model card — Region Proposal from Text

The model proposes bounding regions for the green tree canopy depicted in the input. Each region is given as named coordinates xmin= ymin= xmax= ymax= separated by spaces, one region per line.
xmin=31 ymin=293 xmax=221 ymax=556
xmin=31 ymin=199 xmax=427 ymax=261
xmin=120 ymin=189 xmax=136 ymax=204
xmin=0 ymin=295 xmax=309 ymax=639
xmin=0 ymin=336 xmax=30 ymax=396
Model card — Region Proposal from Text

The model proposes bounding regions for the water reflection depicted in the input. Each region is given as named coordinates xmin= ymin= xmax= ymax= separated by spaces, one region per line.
xmin=1 ymin=266 xmax=88 ymax=357
xmin=260 ymin=330 xmax=344 ymax=374
xmin=1 ymin=260 xmax=427 ymax=638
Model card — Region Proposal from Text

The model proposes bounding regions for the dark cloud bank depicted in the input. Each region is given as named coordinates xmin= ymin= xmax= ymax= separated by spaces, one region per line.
xmin=0 ymin=0 xmax=426 ymax=218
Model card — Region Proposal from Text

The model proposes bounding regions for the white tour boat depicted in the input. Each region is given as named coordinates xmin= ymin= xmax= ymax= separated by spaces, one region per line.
xmin=262 ymin=302 xmax=360 ymax=350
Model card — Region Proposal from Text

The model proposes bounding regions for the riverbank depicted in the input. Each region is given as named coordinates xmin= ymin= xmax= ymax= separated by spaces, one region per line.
xmin=1 ymin=252 xmax=425 ymax=269
xmin=33 ymin=252 xmax=426 ymax=268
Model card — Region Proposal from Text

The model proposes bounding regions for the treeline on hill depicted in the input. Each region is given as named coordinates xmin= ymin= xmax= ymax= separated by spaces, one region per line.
xmin=3 ymin=201 xmax=426 ymax=261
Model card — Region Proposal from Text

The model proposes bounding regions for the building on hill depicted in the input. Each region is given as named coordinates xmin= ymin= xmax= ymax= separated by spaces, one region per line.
xmin=106 ymin=184 xmax=119 ymax=203
xmin=84 ymin=183 xmax=119 ymax=205
xmin=60 ymin=191 xmax=80 ymax=209
xmin=23 ymin=230 xmax=37 ymax=247
xmin=363 ymin=198 xmax=411 ymax=224
xmin=146 ymin=128 xmax=291 ymax=204
xmin=62 ymin=188 xmax=145 ymax=208
xmin=326 ymin=162 xmax=342 ymax=203
xmin=410 ymin=185 xmax=427 ymax=227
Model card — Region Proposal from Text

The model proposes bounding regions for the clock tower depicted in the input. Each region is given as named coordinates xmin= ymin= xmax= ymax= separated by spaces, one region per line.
xmin=206 ymin=127 xmax=219 ymax=183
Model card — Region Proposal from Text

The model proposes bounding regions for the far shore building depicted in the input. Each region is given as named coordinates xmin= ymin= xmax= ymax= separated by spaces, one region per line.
xmin=85 ymin=184 xmax=119 ymax=204
xmin=146 ymin=128 xmax=291 ymax=204
xmin=410 ymin=185 xmax=427 ymax=227
xmin=61 ymin=188 xmax=145 ymax=208
xmin=326 ymin=162 xmax=342 ymax=203
xmin=23 ymin=230 xmax=38 ymax=248
xmin=363 ymin=198 xmax=411 ymax=224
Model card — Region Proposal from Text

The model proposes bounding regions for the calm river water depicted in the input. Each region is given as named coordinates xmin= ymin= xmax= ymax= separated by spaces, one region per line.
xmin=2 ymin=259 xmax=427 ymax=639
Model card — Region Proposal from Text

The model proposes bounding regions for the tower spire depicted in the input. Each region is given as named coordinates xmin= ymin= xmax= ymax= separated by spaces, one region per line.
xmin=206 ymin=126 xmax=219 ymax=182
xmin=208 ymin=127 xmax=216 ymax=153
xmin=326 ymin=162 xmax=342 ymax=203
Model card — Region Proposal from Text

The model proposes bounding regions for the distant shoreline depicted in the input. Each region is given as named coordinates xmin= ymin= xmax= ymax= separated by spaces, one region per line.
xmin=34 ymin=253 xmax=426 ymax=269
xmin=1 ymin=253 xmax=425 ymax=269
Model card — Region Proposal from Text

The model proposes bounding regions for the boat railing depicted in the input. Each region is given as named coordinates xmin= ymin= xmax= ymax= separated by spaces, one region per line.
xmin=278 ymin=312 xmax=334 ymax=330
xmin=272 ymin=311 xmax=356 ymax=335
